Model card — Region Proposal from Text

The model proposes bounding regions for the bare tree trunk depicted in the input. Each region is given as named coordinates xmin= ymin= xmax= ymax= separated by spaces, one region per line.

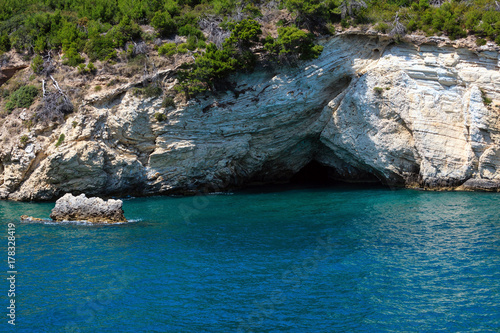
xmin=49 ymin=75 xmax=66 ymax=97
xmin=42 ymin=79 xmax=46 ymax=98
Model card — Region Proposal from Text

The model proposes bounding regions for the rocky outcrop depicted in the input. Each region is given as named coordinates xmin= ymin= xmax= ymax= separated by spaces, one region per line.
xmin=1 ymin=33 xmax=500 ymax=200
xmin=0 ymin=52 xmax=29 ymax=86
xmin=49 ymin=193 xmax=126 ymax=223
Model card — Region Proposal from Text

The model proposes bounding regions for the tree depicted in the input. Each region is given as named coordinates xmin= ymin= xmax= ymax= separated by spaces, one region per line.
xmin=0 ymin=33 xmax=11 ymax=52
xmin=335 ymin=0 xmax=367 ymax=20
xmin=176 ymin=42 xmax=237 ymax=96
xmin=151 ymin=11 xmax=177 ymax=37
xmin=264 ymin=26 xmax=323 ymax=64
xmin=284 ymin=0 xmax=331 ymax=28
xmin=226 ymin=19 xmax=262 ymax=49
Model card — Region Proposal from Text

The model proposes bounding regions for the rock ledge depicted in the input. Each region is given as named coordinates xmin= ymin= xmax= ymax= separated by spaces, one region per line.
xmin=49 ymin=193 xmax=127 ymax=223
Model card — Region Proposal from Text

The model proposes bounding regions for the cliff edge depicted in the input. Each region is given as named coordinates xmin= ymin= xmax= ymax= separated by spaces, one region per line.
xmin=1 ymin=33 xmax=500 ymax=200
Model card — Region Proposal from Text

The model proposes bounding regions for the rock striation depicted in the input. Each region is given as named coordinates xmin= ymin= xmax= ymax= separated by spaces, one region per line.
xmin=1 ymin=33 xmax=500 ymax=200
xmin=49 ymin=193 xmax=127 ymax=223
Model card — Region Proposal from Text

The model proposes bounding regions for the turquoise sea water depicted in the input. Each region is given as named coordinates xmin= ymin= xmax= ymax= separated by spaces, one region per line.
xmin=1 ymin=186 xmax=500 ymax=332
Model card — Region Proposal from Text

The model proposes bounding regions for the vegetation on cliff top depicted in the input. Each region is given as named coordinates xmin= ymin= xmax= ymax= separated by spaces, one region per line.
xmin=1 ymin=0 xmax=500 ymax=98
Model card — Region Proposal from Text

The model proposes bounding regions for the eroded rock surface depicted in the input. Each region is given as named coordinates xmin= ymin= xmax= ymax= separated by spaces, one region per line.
xmin=2 ymin=33 xmax=500 ymax=200
xmin=49 ymin=193 xmax=126 ymax=223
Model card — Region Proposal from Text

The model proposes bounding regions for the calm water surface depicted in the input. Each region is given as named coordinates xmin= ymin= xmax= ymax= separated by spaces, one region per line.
xmin=1 ymin=186 xmax=499 ymax=332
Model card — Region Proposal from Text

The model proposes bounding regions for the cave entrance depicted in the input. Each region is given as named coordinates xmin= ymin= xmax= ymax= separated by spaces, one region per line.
xmin=289 ymin=160 xmax=337 ymax=185
xmin=289 ymin=159 xmax=383 ymax=187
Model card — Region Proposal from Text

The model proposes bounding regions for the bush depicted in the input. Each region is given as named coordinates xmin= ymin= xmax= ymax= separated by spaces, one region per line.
xmin=375 ymin=22 xmax=389 ymax=33
xmin=158 ymin=42 xmax=177 ymax=56
xmin=476 ymin=38 xmax=487 ymax=46
xmin=77 ymin=61 xmax=97 ymax=74
xmin=177 ymin=43 xmax=189 ymax=54
xmin=186 ymin=35 xmax=198 ymax=50
xmin=162 ymin=96 xmax=176 ymax=108
xmin=0 ymin=33 xmax=11 ymax=53
xmin=55 ymin=133 xmax=65 ymax=147
xmin=481 ymin=89 xmax=492 ymax=105
xmin=85 ymin=35 xmax=116 ymax=61
xmin=87 ymin=62 xmax=96 ymax=72
xmin=31 ymin=55 xmax=44 ymax=73
xmin=154 ymin=112 xmax=167 ymax=121
xmin=284 ymin=0 xmax=329 ymax=28
xmin=373 ymin=86 xmax=384 ymax=96
xmin=5 ymin=85 xmax=39 ymax=113
xmin=20 ymin=135 xmax=29 ymax=147
xmin=264 ymin=27 xmax=324 ymax=62
xmin=176 ymin=42 xmax=237 ymax=95
xmin=151 ymin=11 xmax=177 ymax=37
xmin=226 ymin=19 xmax=262 ymax=49
xmin=133 ymin=84 xmax=163 ymax=98
xmin=63 ymin=46 xmax=85 ymax=67
xmin=108 ymin=15 xmax=142 ymax=48
xmin=178 ymin=24 xmax=205 ymax=40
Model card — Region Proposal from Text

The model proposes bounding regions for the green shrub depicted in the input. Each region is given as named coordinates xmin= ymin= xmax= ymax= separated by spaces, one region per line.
xmin=158 ymin=43 xmax=178 ymax=56
xmin=55 ymin=133 xmax=65 ymax=147
xmin=476 ymin=38 xmax=487 ymax=46
xmin=177 ymin=43 xmax=189 ymax=54
xmin=264 ymin=27 xmax=323 ymax=62
xmin=23 ymin=119 xmax=33 ymax=129
xmin=85 ymin=35 xmax=116 ymax=61
xmin=5 ymin=85 xmax=39 ymax=113
xmin=63 ymin=46 xmax=84 ymax=67
xmin=0 ymin=33 xmax=11 ymax=52
xmin=20 ymin=135 xmax=29 ymax=147
xmin=226 ymin=19 xmax=262 ymax=49
xmin=374 ymin=86 xmax=384 ymax=96
xmin=186 ymin=35 xmax=198 ymax=50
xmin=94 ymin=85 xmax=102 ymax=91
xmin=154 ymin=112 xmax=167 ymax=121
xmin=243 ymin=4 xmax=262 ymax=18
xmin=144 ymin=85 xmax=163 ymax=98
xmin=151 ymin=11 xmax=177 ymax=37
xmin=133 ymin=84 xmax=163 ymax=98
xmin=284 ymin=0 xmax=329 ymax=28
xmin=107 ymin=16 xmax=142 ymax=48
xmin=176 ymin=42 xmax=237 ymax=96
xmin=87 ymin=62 xmax=96 ymax=72
xmin=481 ymin=89 xmax=492 ymax=105
xmin=197 ymin=40 xmax=207 ymax=49
xmin=1 ymin=89 xmax=9 ymax=100
xmin=31 ymin=55 xmax=44 ymax=73
xmin=162 ymin=96 xmax=176 ymax=108
xmin=178 ymin=24 xmax=205 ymax=40
xmin=375 ymin=22 xmax=389 ymax=33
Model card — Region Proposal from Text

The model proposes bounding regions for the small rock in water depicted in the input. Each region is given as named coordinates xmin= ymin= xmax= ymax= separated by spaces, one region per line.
xmin=20 ymin=215 xmax=49 ymax=222
xmin=49 ymin=193 xmax=127 ymax=223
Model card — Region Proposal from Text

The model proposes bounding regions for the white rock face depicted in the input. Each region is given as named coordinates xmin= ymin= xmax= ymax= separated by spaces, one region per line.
xmin=1 ymin=34 xmax=500 ymax=200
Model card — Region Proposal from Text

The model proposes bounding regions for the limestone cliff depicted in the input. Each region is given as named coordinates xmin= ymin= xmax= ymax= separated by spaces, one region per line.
xmin=1 ymin=33 xmax=500 ymax=201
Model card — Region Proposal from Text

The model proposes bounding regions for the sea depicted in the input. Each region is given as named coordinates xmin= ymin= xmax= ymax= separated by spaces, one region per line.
xmin=1 ymin=185 xmax=499 ymax=332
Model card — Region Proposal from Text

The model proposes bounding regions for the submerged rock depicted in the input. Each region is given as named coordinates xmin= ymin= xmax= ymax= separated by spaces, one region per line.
xmin=20 ymin=215 xmax=50 ymax=222
xmin=49 ymin=193 xmax=127 ymax=223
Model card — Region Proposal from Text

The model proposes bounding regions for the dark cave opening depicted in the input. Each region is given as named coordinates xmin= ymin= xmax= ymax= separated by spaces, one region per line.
xmin=237 ymin=160 xmax=385 ymax=194
xmin=289 ymin=160 xmax=383 ymax=187
xmin=290 ymin=160 xmax=336 ymax=185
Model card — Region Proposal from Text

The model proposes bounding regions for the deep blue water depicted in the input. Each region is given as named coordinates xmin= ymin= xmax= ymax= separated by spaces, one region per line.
xmin=1 ymin=186 xmax=500 ymax=332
